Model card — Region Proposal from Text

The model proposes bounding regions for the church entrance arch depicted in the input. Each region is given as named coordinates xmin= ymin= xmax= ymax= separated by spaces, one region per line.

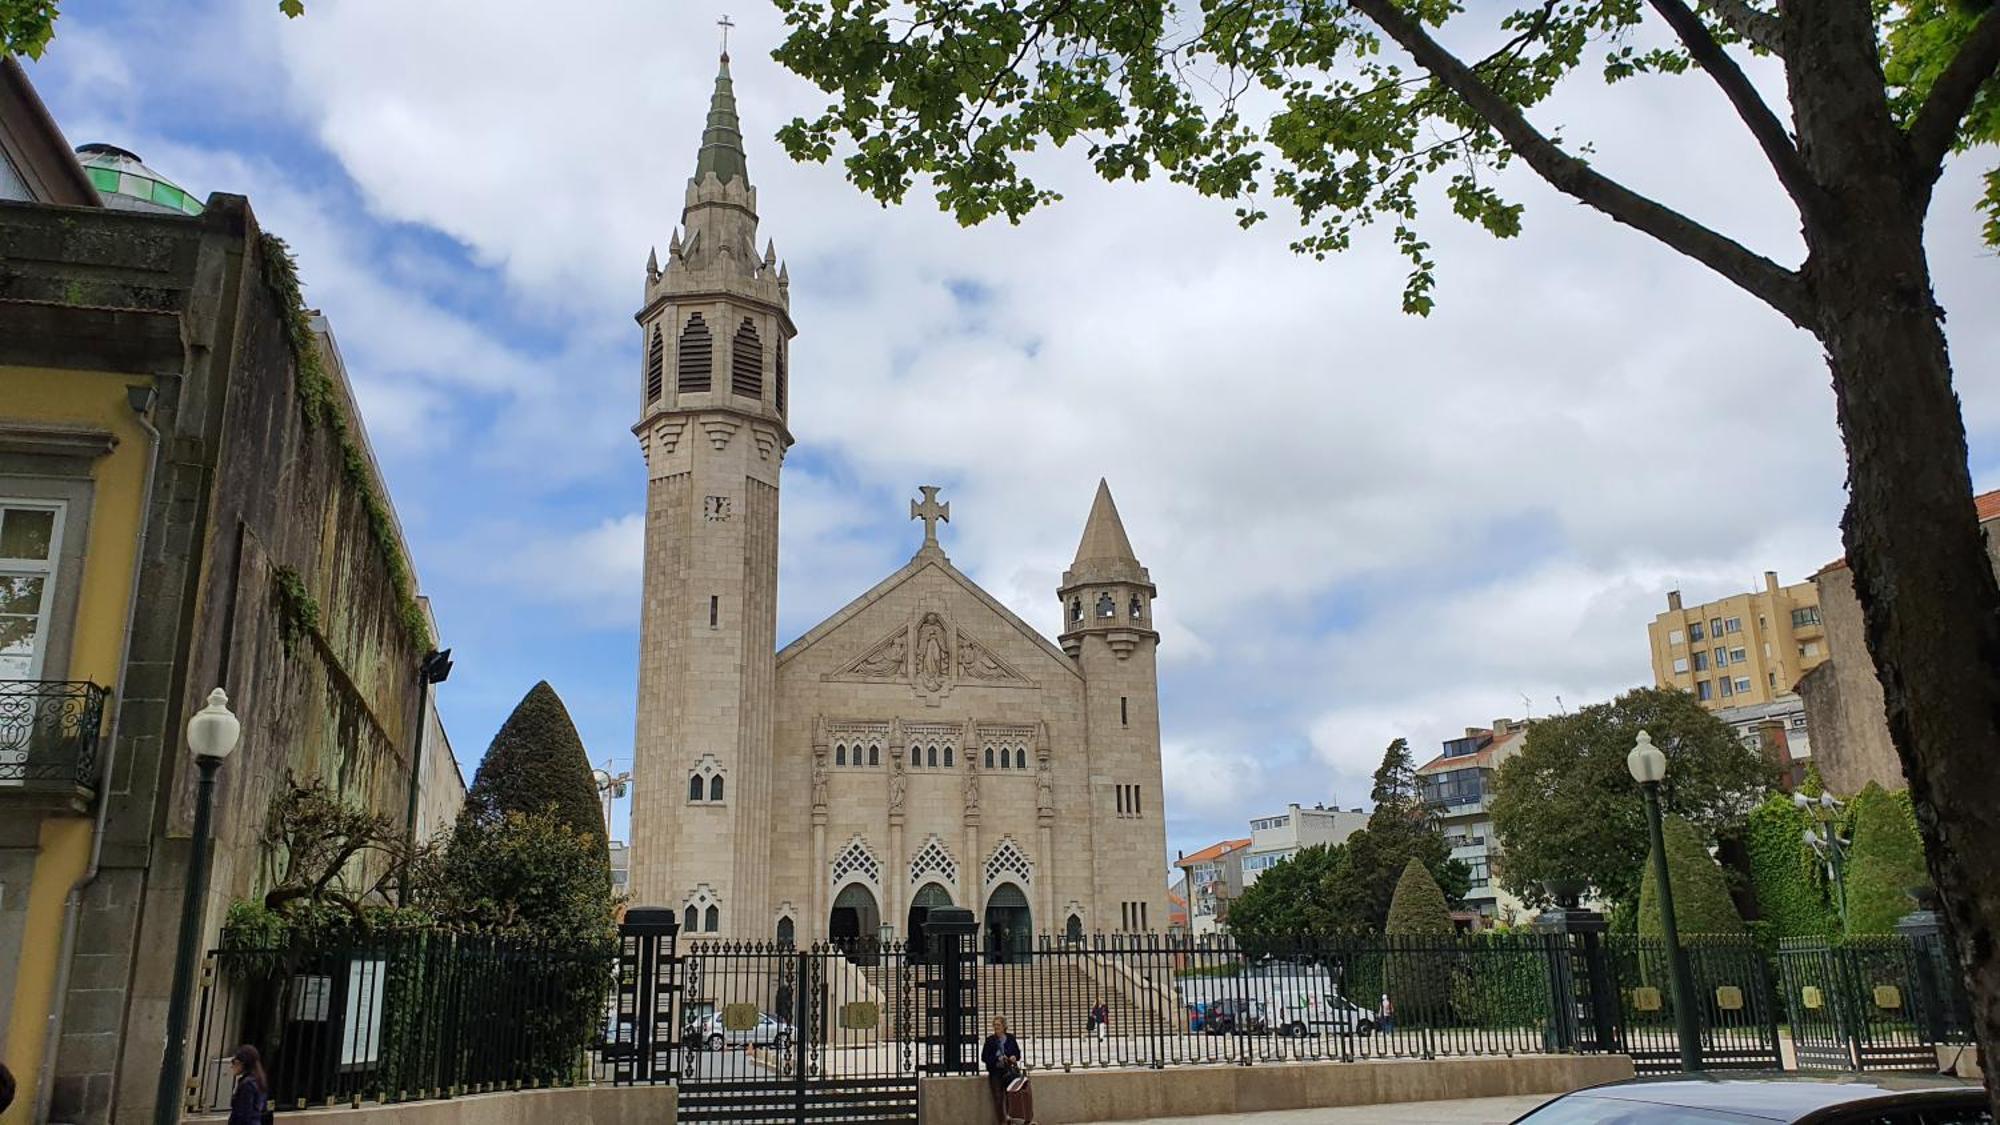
xmin=829 ymin=883 xmax=881 ymax=960
xmin=984 ymin=883 xmax=1032 ymax=965
xmin=906 ymin=882 xmax=953 ymax=962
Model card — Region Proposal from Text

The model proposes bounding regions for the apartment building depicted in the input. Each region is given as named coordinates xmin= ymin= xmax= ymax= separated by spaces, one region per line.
xmin=1241 ymin=802 xmax=1368 ymax=887
xmin=1174 ymin=838 xmax=1249 ymax=935
xmin=1648 ymin=571 xmax=1828 ymax=709
xmin=1415 ymin=720 xmax=1532 ymax=927
xmin=1713 ymin=696 xmax=1814 ymax=790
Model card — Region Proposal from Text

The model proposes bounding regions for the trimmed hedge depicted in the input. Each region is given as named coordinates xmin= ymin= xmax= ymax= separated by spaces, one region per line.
xmin=468 ymin=681 xmax=607 ymax=854
xmin=1842 ymin=782 xmax=1930 ymax=935
xmin=1639 ymin=815 xmax=1746 ymax=937
xmin=1386 ymin=858 xmax=1454 ymax=935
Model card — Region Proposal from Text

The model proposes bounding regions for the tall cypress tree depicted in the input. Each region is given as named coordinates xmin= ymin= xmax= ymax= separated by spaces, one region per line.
xmin=467 ymin=682 xmax=606 ymax=853
xmin=1639 ymin=815 xmax=1747 ymax=937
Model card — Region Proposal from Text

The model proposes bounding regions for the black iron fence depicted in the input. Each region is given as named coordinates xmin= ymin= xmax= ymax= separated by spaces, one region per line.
xmin=187 ymin=915 xmax=1980 ymax=1119
xmin=185 ymin=932 xmax=611 ymax=1113
xmin=1777 ymin=933 xmax=1976 ymax=1073
xmin=0 ymin=678 xmax=105 ymax=787
xmin=1605 ymin=935 xmax=1782 ymax=1074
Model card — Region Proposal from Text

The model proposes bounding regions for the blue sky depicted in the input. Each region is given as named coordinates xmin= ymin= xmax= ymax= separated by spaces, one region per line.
xmin=23 ymin=0 xmax=1998 ymax=865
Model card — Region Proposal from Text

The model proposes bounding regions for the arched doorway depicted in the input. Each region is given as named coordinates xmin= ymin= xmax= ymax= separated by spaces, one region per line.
xmin=829 ymin=884 xmax=881 ymax=962
xmin=984 ymin=884 xmax=1032 ymax=965
xmin=1065 ymin=914 xmax=1084 ymax=944
xmin=906 ymin=883 xmax=953 ymax=963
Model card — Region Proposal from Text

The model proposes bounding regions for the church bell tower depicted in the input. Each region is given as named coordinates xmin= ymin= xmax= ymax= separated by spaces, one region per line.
xmin=627 ymin=51 xmax=793 ymax=937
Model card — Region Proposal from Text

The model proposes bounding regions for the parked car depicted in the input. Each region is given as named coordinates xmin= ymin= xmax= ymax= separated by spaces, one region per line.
xmin=1201 ymin=998 xmax=1269 ymax=1036
xmin=1509 ymin=1074 xmax=1988 ymax=1124
xmin=684 ymin=1011 xmax=793 ymax=1052
xmin=1272 ymin=993 xmax=1375 ymax=1038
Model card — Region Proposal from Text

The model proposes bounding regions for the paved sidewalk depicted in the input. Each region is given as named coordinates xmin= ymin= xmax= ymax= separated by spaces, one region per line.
xmin=1081 ymin=1093 xmax=1550 ymax=1124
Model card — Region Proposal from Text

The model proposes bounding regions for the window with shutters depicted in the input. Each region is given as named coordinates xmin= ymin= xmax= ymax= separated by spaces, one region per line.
xmin=731 ymin=318 xmax=763 ymax=398
xmin=646 ymin=324 xmax=664 ymax=401
xmin=677 ymin=313 xmax=713 ymax=393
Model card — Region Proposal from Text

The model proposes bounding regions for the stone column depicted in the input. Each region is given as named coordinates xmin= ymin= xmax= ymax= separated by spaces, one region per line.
xmin=888 ymin=720 xmax=908 ymax=939
xmin=1035 ymin=723 xmax=1056 ymax=935
xmin=811 ymin=721 xmax=829 ymax=941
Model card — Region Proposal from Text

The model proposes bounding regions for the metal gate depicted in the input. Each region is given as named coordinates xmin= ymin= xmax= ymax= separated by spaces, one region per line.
xmin=1778 ymin=937 xmax=1960 ymax=1072
xmin=1605 ymin=936 xmax=1782 ymax=1074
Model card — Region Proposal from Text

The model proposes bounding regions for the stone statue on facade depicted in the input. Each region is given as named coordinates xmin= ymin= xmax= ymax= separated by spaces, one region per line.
xmin=889 ymin=762 xmax=907 ymax=813
xmin=1036 ymin=760 xmax=1054 ymax=813
xmin=963 ymin=765 xmax=980 ymax=812
xmin=812 ymin=751 xmax=829 ymax=809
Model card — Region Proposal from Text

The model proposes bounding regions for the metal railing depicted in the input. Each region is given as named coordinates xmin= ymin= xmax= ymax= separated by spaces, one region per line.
xmin=0 ymin=679 xmax=107 ymax=788
xmin=186 ymin=933 xmax=613 ymax=1113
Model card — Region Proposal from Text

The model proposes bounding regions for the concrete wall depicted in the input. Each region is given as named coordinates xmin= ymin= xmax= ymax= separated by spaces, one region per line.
xmin=919 ymin=1054 xmax=1634 ymax=1124
xmin=191 ymin=1086 xmax=675 ymax=1125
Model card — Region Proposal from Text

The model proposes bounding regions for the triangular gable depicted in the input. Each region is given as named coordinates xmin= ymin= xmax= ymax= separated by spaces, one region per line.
xmin=778 ymin=552 xmax=1080 ymax=680
xmin=0 ymin=59 xmax=100 ymax=207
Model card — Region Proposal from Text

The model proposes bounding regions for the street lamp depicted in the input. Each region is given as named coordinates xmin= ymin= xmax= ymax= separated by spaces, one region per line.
xmin=156 ymin=688 xmax=241 ymax=1125
xmin=1627 ymin=729 xmax=1702 ymax=1073
xmin=1794 ymin=790 xmax=1849 ymax=931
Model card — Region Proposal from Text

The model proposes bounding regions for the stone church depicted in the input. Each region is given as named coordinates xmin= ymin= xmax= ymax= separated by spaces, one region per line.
xmin=626 ymin=53 xmax=1168 ymax=955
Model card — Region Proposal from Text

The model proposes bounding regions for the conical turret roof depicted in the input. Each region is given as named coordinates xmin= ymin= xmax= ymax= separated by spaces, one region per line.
xmin=1072 ymin=478 xmax=1139 ymax=568
xmin=695 ymin=53 xmax=749 ymax=186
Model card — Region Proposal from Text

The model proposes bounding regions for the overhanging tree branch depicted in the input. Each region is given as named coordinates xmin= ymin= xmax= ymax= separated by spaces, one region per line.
xmin=1647 ymin=0 xmax=1825 ymax=222
xmin=1347 ymin=0 xmax=1813 ymax=329
xmin=1699 ymin=0 xmax=1785 ymax=56
xmin=1906 ymin=4 xmax=2000 ymax=186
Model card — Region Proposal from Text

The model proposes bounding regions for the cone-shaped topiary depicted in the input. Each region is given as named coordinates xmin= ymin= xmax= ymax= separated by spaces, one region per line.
xmin=1639 ymin=815 xmax=1746 ymax=937
xmin=1386 ymin=857 xmax=1454 ymax=935
xmin=1841 ymin=782 xmax=1930 ymax=936
xmin=467 ymin=682 xmax=606 ymax=854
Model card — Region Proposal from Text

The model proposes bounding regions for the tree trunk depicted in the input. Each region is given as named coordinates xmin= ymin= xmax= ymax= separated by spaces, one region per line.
xmin=1783 ymin=1 xmax=2000 ymax=1103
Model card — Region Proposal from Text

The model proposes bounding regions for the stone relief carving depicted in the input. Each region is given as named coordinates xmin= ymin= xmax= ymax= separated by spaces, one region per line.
xmin=889 ymin=760 xmax=908 ymax=813
xmin=812 ymin=749 xmax=829 ymax=809
xmin=955 ymin=630 xmax=1034 ymax=687
xmin=915 ymin=613 xmax=951 ymax=693
xmin=1036 ymin=760 xmax=1054 ymax=813
xmin=963 ymin=764 xmax=980 ymax=812
xmin=832 ymin=626 xmax=909 ymax=682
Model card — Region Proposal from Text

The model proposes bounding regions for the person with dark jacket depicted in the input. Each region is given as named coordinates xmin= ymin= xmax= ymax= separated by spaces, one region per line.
xmin=979 ymin=1016 xmax=1022 ymax=1124
xmin=1 ymin=1061 xmax=17 ymax=1116
xmin=227 ymin=1045 xmax=271 ymax=1125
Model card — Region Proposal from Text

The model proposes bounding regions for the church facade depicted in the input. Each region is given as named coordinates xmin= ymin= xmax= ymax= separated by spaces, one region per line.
xmin=626 ymin=54 xmax=1168 ymax=951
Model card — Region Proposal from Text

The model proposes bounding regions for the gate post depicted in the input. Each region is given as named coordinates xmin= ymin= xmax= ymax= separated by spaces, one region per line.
xmin=1534 ymin=905 xmax=1615 ymax=1053
xmin=1896 ymin=910 xmax=1954 ymax=1047
xmin=926 ymin=907 xmax=980 ymax=1075
xmin=615 ymin=906 xmax=680 ymax=1085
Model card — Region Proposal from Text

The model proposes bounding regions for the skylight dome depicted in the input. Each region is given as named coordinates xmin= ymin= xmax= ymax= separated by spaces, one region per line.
xmin=74 ymin=143 xmax=202 ymax=216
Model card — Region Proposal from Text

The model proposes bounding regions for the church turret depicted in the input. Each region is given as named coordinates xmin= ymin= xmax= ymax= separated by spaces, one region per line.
xmin=627 ymin=50 xmax=791 ymax=938
xmin=1058 ymin=480 xmax=1158 ymax=659
xmin=1058 ymin=480 xmax=1167 ymax=932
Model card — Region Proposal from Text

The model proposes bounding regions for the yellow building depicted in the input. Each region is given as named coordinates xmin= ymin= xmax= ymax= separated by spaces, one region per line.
xmin=1 ymin=57 xmax=145 ymax=1125
xmin=1646 ymin=571 xmax=1828 ymax=709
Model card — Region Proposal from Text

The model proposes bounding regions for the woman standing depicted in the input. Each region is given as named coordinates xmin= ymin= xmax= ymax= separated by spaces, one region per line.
xmin=979 ymin=1016 xmax=1022 ymax=1124
xmin=227 ymin=1045 xmax=272 ymax=1125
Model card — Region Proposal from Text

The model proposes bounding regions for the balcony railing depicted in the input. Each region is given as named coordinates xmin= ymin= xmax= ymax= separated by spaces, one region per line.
xmin=0 ymin=680 xmax=108 ymax=791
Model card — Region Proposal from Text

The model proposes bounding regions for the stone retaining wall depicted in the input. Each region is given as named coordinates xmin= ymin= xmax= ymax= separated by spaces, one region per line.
xmin=189 ymin=1086 xmax=675 ymax=1125
xmin=920 ymin=1053 xmax=1634 ymax=1124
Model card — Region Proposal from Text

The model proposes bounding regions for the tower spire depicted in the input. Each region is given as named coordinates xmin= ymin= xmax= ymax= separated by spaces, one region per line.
xmin=695 ymin=50 xmax=750 ymax=186
xmin=1071 ymin=478 xmax=1140 ymax=570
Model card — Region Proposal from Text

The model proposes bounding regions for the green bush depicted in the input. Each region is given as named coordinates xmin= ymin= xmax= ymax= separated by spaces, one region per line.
xmin=1841 ymin=782 xmax=1930 ymax=935
xmin=1639 ymin=815 xmax=1746 ymax=937
xmin=1385 ymin=859 xmax=1454 ymax=1022
xmin=1386 ymin=858 xmax=1454 ymax=935
xmin=1744 ymin=794 xmax=1836 ymax=940
xmin=467 ymin=681 xmax=607 ymax=857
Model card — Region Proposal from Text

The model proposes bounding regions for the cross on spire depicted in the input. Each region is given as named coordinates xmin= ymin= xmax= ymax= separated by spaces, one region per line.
xmin=718 ymin=14 xmax=734 ymax=58
xmin=910 ymin=486 xmax=950 ymax=551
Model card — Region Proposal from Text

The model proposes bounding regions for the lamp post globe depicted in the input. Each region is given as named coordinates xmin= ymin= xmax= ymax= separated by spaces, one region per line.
xmin=1627 ymin=729 xmax=1667 ymax=785
xmin=155 ymin=687 xmax=240 ymax=1125
xmin=186 ymin=687 xmax=241 ymax=761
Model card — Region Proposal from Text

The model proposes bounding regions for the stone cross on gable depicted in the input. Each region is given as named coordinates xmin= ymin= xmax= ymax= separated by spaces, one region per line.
xmin=910 ymin=485 xmax=950 ymax=550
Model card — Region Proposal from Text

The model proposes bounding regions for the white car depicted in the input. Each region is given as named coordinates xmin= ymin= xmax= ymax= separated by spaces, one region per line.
xmin=1273 ymin=993 xmax=1377 ymax=1038
xmin=686 ymin=1011 xmax=793 ymax=1052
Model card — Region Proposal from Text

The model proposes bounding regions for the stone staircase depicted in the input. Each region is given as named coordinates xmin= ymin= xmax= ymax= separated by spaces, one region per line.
xmin=857 ymin=960 xmax=1161 ymax=1042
